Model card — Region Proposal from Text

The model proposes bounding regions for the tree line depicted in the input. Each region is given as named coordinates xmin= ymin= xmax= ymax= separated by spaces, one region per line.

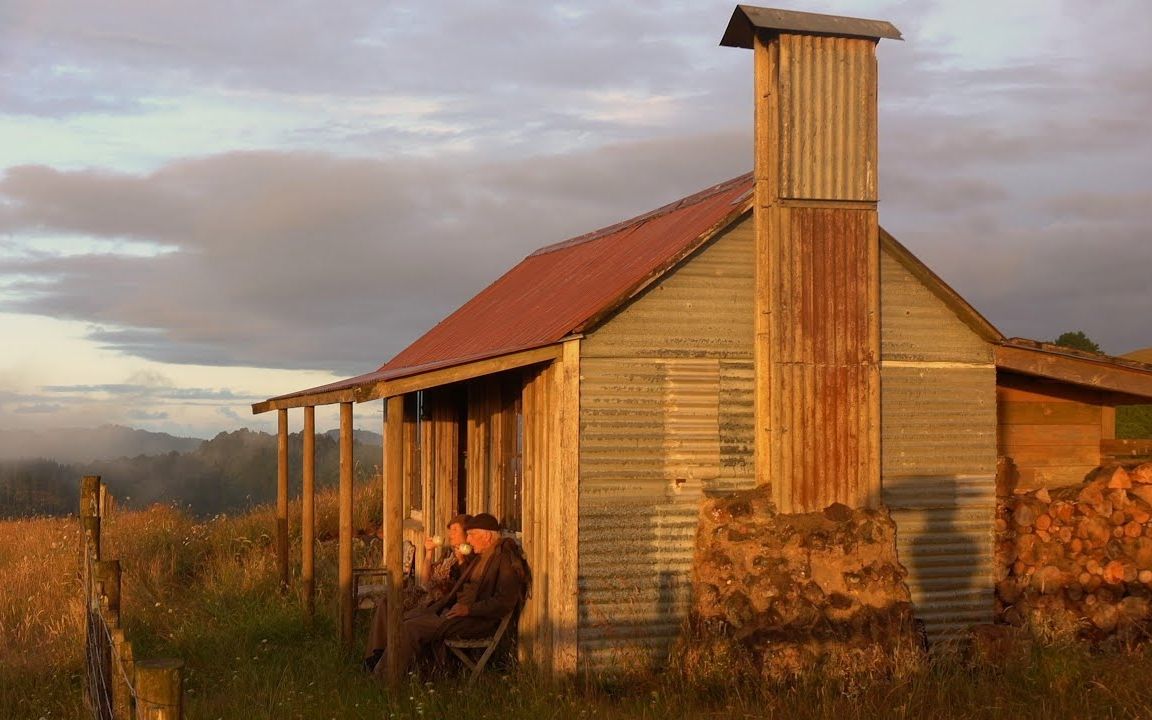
xmin=0 ymin=428 xmax=382 ymax=519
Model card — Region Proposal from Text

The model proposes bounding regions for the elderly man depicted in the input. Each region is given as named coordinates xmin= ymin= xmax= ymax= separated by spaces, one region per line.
xmin=379 ymin=512 xmax=530 ymax=677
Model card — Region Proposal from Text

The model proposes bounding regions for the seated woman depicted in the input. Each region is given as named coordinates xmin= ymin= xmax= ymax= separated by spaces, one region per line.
xmin=363 ymin=513 xmax=473 ymax=671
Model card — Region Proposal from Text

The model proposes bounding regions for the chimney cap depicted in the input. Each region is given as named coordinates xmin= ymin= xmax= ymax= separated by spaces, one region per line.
xmin=720 ymin=5 xmax=903 ymax=48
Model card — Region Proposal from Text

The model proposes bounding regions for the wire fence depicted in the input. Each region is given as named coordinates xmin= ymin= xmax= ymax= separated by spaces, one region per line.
xmin=80 ymin=476 xmax=183 ymax=720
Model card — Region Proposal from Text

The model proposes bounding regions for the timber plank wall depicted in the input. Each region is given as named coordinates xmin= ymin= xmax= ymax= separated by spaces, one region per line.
xmin=997 ymin=373 xmax=1106 ymax=491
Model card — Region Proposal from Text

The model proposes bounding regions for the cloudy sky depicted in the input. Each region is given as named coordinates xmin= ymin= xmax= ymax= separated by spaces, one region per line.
xmin=1 ymin=0 xmax=1150 ymax=438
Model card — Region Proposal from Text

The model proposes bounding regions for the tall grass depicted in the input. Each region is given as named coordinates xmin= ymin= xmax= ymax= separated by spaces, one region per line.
xmin=3 ymin=482 xmax=1152 ymax=719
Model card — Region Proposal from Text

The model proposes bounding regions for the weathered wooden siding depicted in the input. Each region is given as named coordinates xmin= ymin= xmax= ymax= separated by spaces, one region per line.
xmin=997 ymin=373 xmax=1105 ymax=490
xmin=880 ymin=248 xmax=998 ymax=640
xmin=519 ymin=344 xmax=579 ymax=674
xmin=578 ymin=223 xmax=755 ymax=671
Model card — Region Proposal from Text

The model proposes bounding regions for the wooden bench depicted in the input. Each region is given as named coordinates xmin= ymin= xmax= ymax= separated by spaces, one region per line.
xmin=443 ymin=609 xmax=516 ymax=685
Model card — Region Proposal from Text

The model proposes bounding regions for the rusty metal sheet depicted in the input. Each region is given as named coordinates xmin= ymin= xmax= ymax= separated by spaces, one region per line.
xmin=261 ymin=174 xmax=753 ymax=406
xmin=381 ymin=175 xmax=753 ymax=379
xmin=767 ymin=206 xmax=879 ymax=512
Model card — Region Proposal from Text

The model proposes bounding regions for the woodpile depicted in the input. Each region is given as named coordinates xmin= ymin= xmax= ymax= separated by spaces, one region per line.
xmin=996 ymin=462 xmax=1152 ymax=639
xmin=684 ymin=486 xmax=924 ymax=682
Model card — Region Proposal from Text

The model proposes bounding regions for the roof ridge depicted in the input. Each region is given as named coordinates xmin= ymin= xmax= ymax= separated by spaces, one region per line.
xmin=529 ymin=171 xmax=753 ymax=257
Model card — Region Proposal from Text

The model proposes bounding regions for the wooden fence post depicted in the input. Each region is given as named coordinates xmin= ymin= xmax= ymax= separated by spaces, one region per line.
xmin=95 ymin=560 xmax=122 ymax=627
xmin=134 ymin=659 xmax=183 ymax=720
xmin=99 ymin=483 xmax=114 ymax=519
xmin=81 ymin=475 xmax=102 ymax=518
xmin=110 ymin=630 xmax=134 ymax=720
xmin=81 ymin=477 xmax=110 ymax=718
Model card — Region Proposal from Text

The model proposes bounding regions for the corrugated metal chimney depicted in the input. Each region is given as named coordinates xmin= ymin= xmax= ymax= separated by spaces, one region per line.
xmin=722 ymin=6 xmax=902 ymax=513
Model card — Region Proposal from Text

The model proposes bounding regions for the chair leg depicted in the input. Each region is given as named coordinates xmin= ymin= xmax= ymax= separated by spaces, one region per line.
xmin=467 ymin=642 xmax=501 ymax=686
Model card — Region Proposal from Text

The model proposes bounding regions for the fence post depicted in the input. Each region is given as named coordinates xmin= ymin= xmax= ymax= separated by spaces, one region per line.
xmin=81 ymin=477 xmax=104 ymax=717
xmin=134 ymin=659 xmax=183 ymax=720
xmin=95 ymin=560 xmax=122 ymax=626
xmin=100 ymin=483 xmax=115 ymax=519
xmin=110 ymin=630 xmax=134 ymax=720
xmin=96 ymin=560 xmax=123 ymax=719
xmin=81 ymin=475 xmax=102 ymax=517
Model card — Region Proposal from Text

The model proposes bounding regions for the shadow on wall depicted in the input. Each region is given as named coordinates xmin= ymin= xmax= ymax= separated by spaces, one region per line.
xmin=885 ymin=474 xmax=992 ymax=642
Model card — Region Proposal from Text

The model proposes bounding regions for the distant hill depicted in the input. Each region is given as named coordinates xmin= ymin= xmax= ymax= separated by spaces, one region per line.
xmin=1122 ymin=348 xmax=1152 ymax=365
xmin=0 ymin=426 xmax=384 ymax=518
xmin=0 ymin=424 xmax=203 ymax=463
xmin=322 ymin=428 xmax=383 ymax=446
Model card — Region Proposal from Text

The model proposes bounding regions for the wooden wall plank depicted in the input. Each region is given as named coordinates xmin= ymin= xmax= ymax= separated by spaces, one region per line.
xmin=553 ymin=340 xmax=580 ymax=675
xmin=998 ymin=402 xmax=1101 ymax=425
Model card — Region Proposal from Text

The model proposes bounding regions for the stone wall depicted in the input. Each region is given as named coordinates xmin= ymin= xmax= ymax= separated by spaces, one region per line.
xmin=996 ymin=462 xmax=1152 ymax=640
xmin=683 ymin=486 xmax=923 ymax=682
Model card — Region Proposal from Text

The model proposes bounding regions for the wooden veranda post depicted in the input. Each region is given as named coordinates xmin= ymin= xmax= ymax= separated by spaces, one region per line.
xmin=302 ymin=405 xmax=316 ymax=618
xmin=277 ymin=408 xmax=290 ymax=590
xmin=383 ymin=394 xmax=405 ymax=687
xmin=338 ymin=402 xmax=355 ymax=648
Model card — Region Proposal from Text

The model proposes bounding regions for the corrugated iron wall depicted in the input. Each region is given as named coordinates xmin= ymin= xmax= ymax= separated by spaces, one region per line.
xmin=880 ymin=249 xmax=997 ymax=640
xmin=764 ymin=206 xmax=881 ymax=512
xmin=578 ymin=222 xmax=755 ymax=671
xmin=777 ymin=33 xmax=878 ymax=202
xmin=880 ymin=252 xmax=989 ymax=363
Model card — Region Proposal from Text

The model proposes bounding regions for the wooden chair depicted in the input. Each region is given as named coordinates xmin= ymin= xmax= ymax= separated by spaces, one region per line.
xmin=443 ymin=609 xmax=516 ymax=685
xmin=353 ymin=540 xmax=416 ymax=610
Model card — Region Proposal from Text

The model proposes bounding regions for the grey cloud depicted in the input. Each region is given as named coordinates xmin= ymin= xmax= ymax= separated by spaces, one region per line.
xmin=0 ymin=133 xmax=749 ymax=374
xmin=127 ymin=410 xmax=169 ymax=421
xmin=40 ymin=383 xmax=249 ymax=401
xmin=1 ymin=0 xmax=1151 ymax=375
xmin=14 ymin=403 xmax=65 ymax=414
xmin=0 ymin=1 xmax=744 ymax=125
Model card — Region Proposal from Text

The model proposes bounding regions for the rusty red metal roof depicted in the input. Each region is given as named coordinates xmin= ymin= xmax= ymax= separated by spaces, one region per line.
xmin=259 ymin=173 xmax=754 ymax=407
xmin=379 ymin=172 xmax=753 ymax=377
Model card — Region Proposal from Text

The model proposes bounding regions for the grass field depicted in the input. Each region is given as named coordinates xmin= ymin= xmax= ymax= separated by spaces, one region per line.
xmin=4 ymin=482 xmax=1152 ymax=720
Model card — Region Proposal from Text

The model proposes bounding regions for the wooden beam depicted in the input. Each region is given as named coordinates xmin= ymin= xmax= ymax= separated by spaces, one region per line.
xmin=252 ymin=387 xmax=357 ymax=415
xmin=383 ymin=394 xmax=406 ymax=687
xmin=301 ymin=405 xmax=316 ymax=618
xmin=277 ymin=409 xmax=289 ymax=591
xmin=996 ymin=344 xmax=1152 ymax=400
xmin=356 ymin=345 xmax=563 ymax=402
xmin=552 ymin=339 xmax=580 ymax=675
xmin=338 ymin=402 xmax=354 ymax=649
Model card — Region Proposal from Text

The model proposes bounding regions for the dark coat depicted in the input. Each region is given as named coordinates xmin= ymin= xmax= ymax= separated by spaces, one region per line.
xmin=431 ymin=538 xmax=527 ymax=621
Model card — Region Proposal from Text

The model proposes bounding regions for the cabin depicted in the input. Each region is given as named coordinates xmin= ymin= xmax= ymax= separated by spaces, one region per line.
xmin=252 ymin=6 xmax=1152 ymax=676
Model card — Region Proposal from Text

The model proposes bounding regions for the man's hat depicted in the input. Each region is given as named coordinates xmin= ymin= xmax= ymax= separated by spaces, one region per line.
xmin=465 ymin=513 xmax=501 ymax=532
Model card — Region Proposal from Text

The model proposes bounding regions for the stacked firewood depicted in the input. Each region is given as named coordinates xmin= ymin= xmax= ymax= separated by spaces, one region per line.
xmin=685 ymin=486 xmax=924 ymax=682
xmin=996 ymin=462 xmax=1152 ymax=636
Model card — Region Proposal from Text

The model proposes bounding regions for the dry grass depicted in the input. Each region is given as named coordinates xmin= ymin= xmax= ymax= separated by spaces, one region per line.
xmin=4 ymin=481 xmax=1152 ymax=719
